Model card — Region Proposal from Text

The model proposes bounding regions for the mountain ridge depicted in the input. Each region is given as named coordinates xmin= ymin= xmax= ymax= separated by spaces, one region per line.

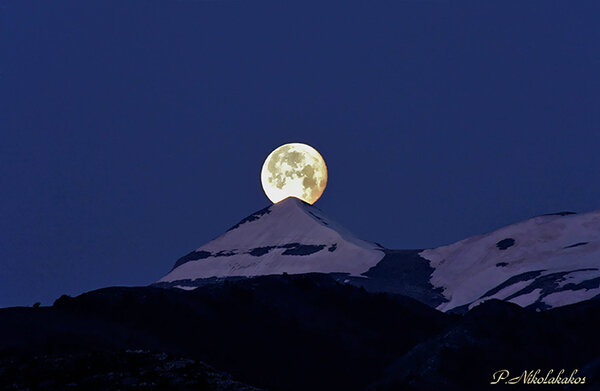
xmin=2 ymin=275 xmax=600 ymax=390
xmin=157 ymin=199 xmax=600 ymax=313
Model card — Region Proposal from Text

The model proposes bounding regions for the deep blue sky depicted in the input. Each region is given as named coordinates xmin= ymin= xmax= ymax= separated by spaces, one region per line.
xmin=1 ymin=1 xmax=599 ymax=307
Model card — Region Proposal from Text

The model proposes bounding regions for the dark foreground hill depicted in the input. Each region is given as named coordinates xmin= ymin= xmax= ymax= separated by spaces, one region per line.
xmin=0 ymin=350 xmax=265 ymax=391
xmin=0 ymin=274 xmax=599 ymax=390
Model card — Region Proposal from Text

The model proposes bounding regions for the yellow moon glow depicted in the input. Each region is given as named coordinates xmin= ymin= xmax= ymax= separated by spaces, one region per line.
xmin=261 ymin=143 xmax=328 ymax=205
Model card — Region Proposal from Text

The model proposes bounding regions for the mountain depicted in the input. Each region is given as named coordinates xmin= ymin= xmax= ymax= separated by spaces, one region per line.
xmin=421 ymin=210 xmax=600 ymax=313
xmin=0 ymin=275 xmax=453 ymax=391
xmin=158 ymin=197 xmax=385 ymax=285
xmin=156 ymin=198 xmax=600 ymax=313
xmin=4 ymin=199 xmax=599 ymax=390
xmin=1 ymin=275 xmax=599 ymax=390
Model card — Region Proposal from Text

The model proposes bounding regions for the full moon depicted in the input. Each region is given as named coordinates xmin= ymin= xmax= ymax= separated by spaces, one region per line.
xmin=261 ymin=143 xmax=328 ymax=205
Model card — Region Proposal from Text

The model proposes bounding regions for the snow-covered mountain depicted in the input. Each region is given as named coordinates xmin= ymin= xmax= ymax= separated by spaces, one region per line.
xmin=156 ymin=198 xmax=600 ymax=312
xmin=158 ymin=197 xmax=385 ymax=286
xmin=421 ymin=210 xmax=600 ymax=312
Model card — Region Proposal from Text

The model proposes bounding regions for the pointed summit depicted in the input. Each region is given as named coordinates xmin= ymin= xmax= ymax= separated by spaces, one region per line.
xmin=158 ymin=197 xmax=385 ymax=287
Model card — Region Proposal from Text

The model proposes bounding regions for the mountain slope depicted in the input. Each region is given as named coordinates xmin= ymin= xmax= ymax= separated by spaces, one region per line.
xmin=0 ymin=350 xmax=266 ymax=391
xmin=368 ymin=297 xmax=600 ymax=390
xmin=421 ymin=210 xmax=600 ymax=312
xmin=158 ymin=197 xmax=385 ymax=286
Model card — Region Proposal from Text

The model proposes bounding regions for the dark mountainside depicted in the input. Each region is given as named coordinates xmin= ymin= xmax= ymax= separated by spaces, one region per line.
xmin=0 ymin=274 xmax=599 ymax=390
xmin=0 ymin=350 xmax=265 ymax=391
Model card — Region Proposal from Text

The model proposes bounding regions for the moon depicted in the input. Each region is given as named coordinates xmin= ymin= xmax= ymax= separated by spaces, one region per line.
xmin=261 ymin=143 xmax=328 ymax=205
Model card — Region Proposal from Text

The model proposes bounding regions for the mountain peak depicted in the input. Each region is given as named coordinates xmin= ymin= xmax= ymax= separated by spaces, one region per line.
xmin=158 ymin=198 xmax=384 ymax=286
xmin=225 ymin=196 xmax=314 ymax=233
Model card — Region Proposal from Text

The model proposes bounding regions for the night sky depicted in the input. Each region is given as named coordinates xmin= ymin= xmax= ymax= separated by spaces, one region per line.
xmin=2 ymin=1 xmax=599 ymax=307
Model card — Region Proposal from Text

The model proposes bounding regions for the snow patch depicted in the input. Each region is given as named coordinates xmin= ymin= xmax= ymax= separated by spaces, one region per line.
xmin=508 ymin=288 xmax=542 ymax=307
xmin=543 ymin=287 xmax=600 ymax=307
xmin=174 ymin=285 xmax=197 ymax=291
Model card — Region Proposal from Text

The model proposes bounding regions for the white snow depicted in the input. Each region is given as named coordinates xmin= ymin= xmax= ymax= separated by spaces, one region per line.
xmin=174 ymin=285 xmax=197 ymax=291
xmin=159 ymin=197 xmax=385 ymax=283
xmin=557 ymin=269 xmax=600 ymax=288
xmin=542 ymin=287 xmax=600 ymax=308
xmin=420 ymin=209 xmax=600 ymax=311
xmin=508 ymin=288 xmax=543 ymax=307
xmin=467 ymin=279 xmax=535 ymax=310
